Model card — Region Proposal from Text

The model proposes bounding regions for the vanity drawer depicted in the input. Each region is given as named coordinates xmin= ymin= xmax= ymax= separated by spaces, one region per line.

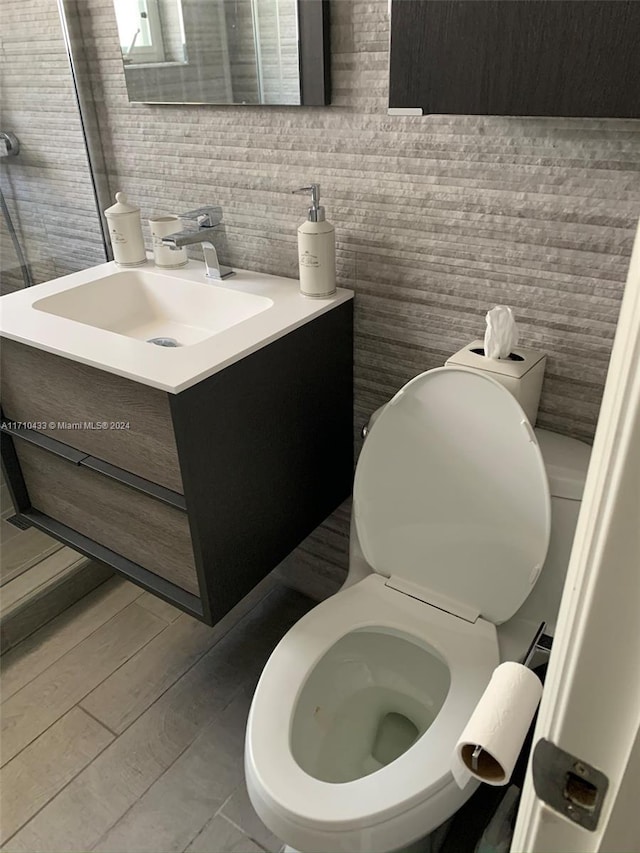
xmin=15 ymin=440 xmax=199 ymax=596
xmin=1 ymin=339 xmax=183 ymax=493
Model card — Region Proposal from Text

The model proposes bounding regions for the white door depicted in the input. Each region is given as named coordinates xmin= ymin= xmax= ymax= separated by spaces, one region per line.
xmin=512 ymin=222 xmax=640 ymax=852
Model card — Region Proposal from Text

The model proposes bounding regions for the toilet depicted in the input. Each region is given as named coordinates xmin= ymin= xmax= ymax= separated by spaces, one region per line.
xmin=245 ymin=367 xmax=591 ymax=853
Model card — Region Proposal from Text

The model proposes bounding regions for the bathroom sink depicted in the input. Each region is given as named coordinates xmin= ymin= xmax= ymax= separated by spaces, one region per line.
xmin=33 ymin=269 xmax=273 ymax=347
xmin=0 ymin=258 xmax=352 ymax=392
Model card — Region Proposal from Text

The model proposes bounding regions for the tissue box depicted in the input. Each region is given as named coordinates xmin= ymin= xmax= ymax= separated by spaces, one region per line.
xmin=446 ymin=340 xmax=546 ymax=425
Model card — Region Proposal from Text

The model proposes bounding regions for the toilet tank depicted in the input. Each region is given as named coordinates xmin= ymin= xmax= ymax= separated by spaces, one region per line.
xmin=511 ymin=428 xmax=592 ymax=636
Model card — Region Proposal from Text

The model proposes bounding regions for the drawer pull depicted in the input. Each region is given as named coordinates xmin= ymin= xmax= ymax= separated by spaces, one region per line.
xmin=12 ymin=441 xmax=199 ymax=595
xmin=81 ymin=456 xmax=187 ymax=511
xmin=3 ymin=423 xmax=187 ymax=511
xmin=1 ymin=423 xmax=88 ymax=464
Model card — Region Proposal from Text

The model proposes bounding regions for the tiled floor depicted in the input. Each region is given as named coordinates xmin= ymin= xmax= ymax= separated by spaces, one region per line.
xmin=1 ymin=475 xmax=112 ymax=653
xmin=0 ymin=574 xmax=313 ymax=852
xmin=0 ymin=475 xmax=62 ymax=594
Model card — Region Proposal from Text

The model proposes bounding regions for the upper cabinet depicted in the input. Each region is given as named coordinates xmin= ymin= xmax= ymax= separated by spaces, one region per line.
xmin=113 ymin=0 xmax=330 ymax=106
xmin=389 ymin=0 xmax=640 ymax=118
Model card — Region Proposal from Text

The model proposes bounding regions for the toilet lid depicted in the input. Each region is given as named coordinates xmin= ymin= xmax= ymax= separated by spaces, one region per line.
xmin=353 ymin=367 xmax=551 ymax=625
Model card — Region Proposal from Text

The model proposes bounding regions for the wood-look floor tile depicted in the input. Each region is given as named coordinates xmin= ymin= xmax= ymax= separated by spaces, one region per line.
xmin=185 ymin=815 xmax=264 ymax=853
xmin=5 ymin=588 xmax=309 ymax=853
xmin=1 ymin=603 xmax=166 ymax=766
xmin=220 ymin=783 xmax=283 ymax=853
xmin=1 ymin=560 xmax=114 ymax=656
xmin=81 ymin=613 xmax=226 ymax=733
xmin=1 ymin=517 xmax=25 ymax=547
xmin=0 ymin=525 xmax=63 ymax=588
xmin=81 ymin=575 xmax=282 ymax=734
xmin=0 ymin=578 xmax=142 ymax=701
xmin=0 ymin=707 xmax=114 ymax=845
xmin=93 ymin=692 xmax=248 ymax=852
xmin=136 ymin=591 xmax=183 ymax=623
xmin=0 ymin=549 xmax=82 ymax=617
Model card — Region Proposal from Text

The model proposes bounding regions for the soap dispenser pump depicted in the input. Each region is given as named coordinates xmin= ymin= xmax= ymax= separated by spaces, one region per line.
xmin=292 ymin=184 xmax=336 ymax=298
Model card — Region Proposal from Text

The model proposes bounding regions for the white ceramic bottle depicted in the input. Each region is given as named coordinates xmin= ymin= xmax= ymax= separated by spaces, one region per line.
xmin=104 ymin=191 xmax=147 ymax=267
xmin=293 ymin=184 xmax=336 ymax=298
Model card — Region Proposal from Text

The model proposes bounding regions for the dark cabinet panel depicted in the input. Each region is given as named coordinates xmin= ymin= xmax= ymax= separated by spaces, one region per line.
xmin=389 ymin=0 xmax=640 ymax=117
xmin=171 ymin=301 xmax=354 ymax=624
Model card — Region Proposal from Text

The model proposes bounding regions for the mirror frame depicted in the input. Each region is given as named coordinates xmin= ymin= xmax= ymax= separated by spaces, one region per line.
xmin=298 ymin=0 xmax=331 ymax=106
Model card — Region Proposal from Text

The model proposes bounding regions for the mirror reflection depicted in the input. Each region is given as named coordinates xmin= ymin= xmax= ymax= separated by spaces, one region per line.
xmin=113 ymin=0 xmax=302 ymax=105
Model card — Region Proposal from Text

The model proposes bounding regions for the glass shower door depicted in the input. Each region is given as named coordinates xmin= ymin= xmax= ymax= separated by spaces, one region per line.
xmin=0 ymin=0 xmax=107 ymax=295
xmin=1 ymin=0 xmax=111 ymax=650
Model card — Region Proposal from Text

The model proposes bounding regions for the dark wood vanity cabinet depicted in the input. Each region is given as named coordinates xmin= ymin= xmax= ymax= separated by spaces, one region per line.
xmin=1 ymin=302 xmax=353 ymax=624
xmin=389 ymin=0 xmax=640 ymax=118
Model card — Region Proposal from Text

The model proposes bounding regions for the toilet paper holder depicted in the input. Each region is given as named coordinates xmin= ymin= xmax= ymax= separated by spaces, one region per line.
xmin=470 ymin=745 xmax=483 ymax=773
xmin=522 ymin=621 xmax=552 ymax=669
xmin=469 ymin=621 xmax=552 ymax=775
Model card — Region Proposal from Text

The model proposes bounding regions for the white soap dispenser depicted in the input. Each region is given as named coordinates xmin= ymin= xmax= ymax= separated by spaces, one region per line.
xmin=104 ymin=191 xmax=147 ymax=267
xmin=293 ymin=184 xmax=336 ymax=298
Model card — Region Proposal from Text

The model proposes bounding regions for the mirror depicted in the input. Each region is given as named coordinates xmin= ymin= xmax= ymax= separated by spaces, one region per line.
xmin=113 ymin=0 xmax=330 ymax=106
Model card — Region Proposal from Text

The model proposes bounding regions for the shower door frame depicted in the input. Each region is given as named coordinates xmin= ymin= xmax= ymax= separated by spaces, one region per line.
xmin=57 ymin=0 xmax=113 ymax=262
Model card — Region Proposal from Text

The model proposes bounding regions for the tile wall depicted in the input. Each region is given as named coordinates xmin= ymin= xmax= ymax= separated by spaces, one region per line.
xmin=0 ymin=0 xmax=106 ymax=295
xmin=81 ymin=0 xmax=640 ymax=443
xmin=6 ymin=0 xmax=640 ymax=591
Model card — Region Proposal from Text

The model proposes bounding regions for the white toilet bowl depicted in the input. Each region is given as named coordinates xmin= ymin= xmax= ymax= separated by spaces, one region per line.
xmin=246 ymin=367 xmax=553 ymax=852
xmin=246 ymin=574 xmax=500 ymax=852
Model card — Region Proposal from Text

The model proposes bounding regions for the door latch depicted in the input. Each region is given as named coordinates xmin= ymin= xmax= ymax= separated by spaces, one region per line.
xmin=532 ymin=738 xmax=609 ymax=831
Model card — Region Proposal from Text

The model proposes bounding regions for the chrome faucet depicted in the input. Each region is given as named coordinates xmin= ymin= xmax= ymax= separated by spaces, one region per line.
xmin=161 ymin=206 xmax=234 ymax=280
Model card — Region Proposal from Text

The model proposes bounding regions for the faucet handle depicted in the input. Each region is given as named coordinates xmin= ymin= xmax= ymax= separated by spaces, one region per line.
xmin=179 ymin=206 xmax=223 ymax=228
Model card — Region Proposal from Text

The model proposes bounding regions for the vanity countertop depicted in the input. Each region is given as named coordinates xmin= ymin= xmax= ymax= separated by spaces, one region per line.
xmin=0 ymin=259 xmax=353 ymax=393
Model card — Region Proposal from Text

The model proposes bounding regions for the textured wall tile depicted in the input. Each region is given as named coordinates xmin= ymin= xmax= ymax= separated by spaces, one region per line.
xmin=0 ymin=0 xmax=106 ymax=293
xmin=3 ymin=0 xmax=640 ymax=594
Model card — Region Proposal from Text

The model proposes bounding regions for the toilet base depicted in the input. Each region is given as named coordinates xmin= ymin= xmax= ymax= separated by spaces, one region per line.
xmin=247 ymin=768 xmax=478 ymax=853
xmin=279 ymin=815 xmax=454 ymax=853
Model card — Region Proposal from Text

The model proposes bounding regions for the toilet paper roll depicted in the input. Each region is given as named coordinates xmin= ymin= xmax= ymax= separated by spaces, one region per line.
xmin=452 ymin=662 xmax=543 ymax=788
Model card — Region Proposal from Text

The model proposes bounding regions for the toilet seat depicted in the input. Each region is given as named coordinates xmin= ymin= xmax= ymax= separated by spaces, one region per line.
xmin=354 ymin=367 xmax=552 ymax=624
xmin=246 ymin=575 xmax=499 ymax=838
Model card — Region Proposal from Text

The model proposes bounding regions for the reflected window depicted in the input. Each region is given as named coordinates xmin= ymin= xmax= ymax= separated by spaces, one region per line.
xmin=114 ymin=0 xmax=186 ymax=65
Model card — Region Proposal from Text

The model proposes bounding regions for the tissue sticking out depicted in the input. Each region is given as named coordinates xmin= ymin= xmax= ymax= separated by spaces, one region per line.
xmin=484 ymin=306 xmax=518 ymax=360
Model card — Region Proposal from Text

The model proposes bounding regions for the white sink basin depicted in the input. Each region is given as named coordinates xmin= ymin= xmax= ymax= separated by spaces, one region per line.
xmin=0 ymin=258 xmax=352 ymax=392
xmin=33 ymin=269 xmax=272 ymax=347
